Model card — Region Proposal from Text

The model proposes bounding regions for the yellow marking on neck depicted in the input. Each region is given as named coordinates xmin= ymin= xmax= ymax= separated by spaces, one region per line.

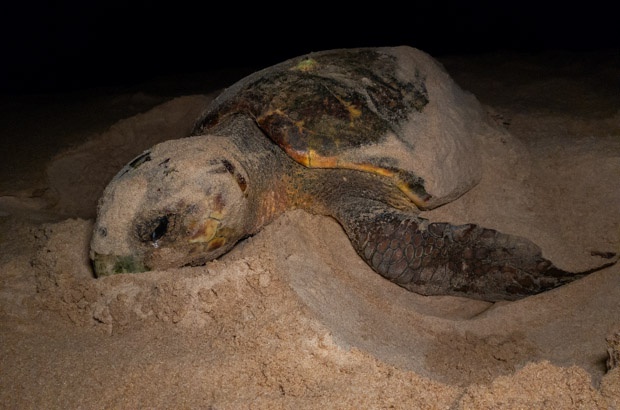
xmin=395 ymin=180 xmax=430 ymax=209
xmin=189 ymin=218 xmax=219 ymax=244
xmin=290 ymin=153 xmax=432 ymax=209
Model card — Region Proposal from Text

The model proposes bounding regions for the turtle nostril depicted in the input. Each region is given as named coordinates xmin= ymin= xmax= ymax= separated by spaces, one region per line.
xmin=151 ymin=216 xmax=169 ymax=242
xmin=97 ymin=226 xmax=108 ymax=237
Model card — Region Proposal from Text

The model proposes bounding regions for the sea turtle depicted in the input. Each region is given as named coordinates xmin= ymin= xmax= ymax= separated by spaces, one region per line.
xmin=90 ymin=46 xmax=614 ymax=301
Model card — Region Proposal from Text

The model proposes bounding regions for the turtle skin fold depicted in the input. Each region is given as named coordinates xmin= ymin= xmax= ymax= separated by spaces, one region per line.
xmin=334 ymin=198 xmax=607 ymax=302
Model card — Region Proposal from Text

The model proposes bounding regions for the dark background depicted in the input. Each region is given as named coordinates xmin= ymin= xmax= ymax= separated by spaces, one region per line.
xmin=1 ymin=2 xmax=618 ymax=94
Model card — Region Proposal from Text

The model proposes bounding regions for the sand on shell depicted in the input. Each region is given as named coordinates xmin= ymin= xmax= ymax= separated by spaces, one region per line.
xmin=1 ymin=51 xmax=619 ymax=408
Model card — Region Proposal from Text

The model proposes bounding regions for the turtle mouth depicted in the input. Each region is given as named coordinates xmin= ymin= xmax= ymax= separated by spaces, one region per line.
xmin=92 ymin=252 xmax=148 ymax=277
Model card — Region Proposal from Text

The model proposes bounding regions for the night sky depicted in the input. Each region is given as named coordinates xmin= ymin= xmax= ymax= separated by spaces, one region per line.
xmin=1 ymin=2 xmax=618 ymax=94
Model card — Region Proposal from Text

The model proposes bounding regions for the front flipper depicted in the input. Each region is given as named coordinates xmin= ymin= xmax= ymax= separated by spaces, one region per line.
xmin=334 ymin=199 xmax=615 ymax=301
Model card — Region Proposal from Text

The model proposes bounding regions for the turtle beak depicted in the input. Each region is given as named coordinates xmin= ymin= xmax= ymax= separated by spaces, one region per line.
xmin=91 ymin=252 xmax=148 ymax=277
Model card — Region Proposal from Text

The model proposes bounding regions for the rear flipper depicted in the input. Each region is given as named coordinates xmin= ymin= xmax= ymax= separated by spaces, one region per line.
xmin=336 ymin=200 xmax=616 ymax=301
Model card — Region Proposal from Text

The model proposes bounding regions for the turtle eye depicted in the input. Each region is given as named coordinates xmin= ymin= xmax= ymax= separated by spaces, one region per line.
xmin=151 ymin=216 xmax=169 ymax=242
xmin=137 ymin=215 xmax=170 ymax=244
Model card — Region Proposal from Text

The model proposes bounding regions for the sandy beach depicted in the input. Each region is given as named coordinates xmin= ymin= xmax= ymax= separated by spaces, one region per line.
xmin=1 ymin=50 xmax=619 ymax=409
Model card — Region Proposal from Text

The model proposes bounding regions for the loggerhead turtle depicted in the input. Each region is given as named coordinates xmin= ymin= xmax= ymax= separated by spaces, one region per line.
xmin=90 ymin=46 xmax=615 ymax=301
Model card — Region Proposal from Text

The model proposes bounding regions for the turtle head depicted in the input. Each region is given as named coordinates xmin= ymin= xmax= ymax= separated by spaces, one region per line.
xmin=90 ymin=136 xmax=252 ymax=277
